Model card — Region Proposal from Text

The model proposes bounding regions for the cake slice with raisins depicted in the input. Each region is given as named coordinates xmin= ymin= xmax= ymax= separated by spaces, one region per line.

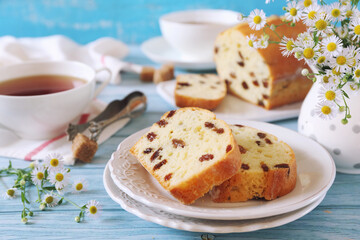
xmin=130 ymin=107 xmax=241 ymax=205
xmin=214 ymin=16 xmax=312 ymax=109
xmin=210 ymin=124 xmax=296 ymax=202
xmin=174 ymin=74 xmax=226 ymax=110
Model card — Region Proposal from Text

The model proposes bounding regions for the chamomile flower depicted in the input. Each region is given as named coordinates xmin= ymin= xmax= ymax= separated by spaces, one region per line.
xmin=43 ymin=191 xmax=58 ymax=207
xmin=330 ymin=49 xmax=353 ymax=72
xmin=327 ymin=2 xmax=345 ymax=22
xmin=311 ymin=14 xmax=332 ymax=37
xmin=237 ymin=13 xmax=245 ymax=23
xmin=3 ymin=188 xmax=16 ymax=199
xmin=349 ymin=19 xmax=360 ymax=41
xmin=321 ymin=35 xmax=343 ymax=57
xmin=49 ymin=167 xmax=70 ymax=190
xmin=316 ymin=55 xmax=328 ymax=66
xmin=86 ymin=200 xmax=101 ymax=218
xmin=315 ymin=101 xmax=338 ymax=120
xmin=318 ymin=85 xmax=342 ymax=103
xmin=44 ymin=153 xmax=64 ymax=171
xmin=72 ymin=178 xmax=88 ymax=193
xmin=296 ymin=41 xmax=320 ymax=64
xmin=285 ymin=1 xmax=302 ymax=23
xmin=246 ymin=34 xmax=259 ymax=49
xmin=299 ymin=0 xmax=318 ymax=9
xmin=302 ymin=4 xmax=321 ymax=26
xmin=336 ymin=26 xmax=349 ymax=39
xmin=247 ymin=9 xmax=267 ymax=30
xmin=353 ymin=67 xmax=360 ymax=80
xmin=258 ymin=34 xmax=269 ymax=49
xmin=280 ymin=36 xmax=296 ymax=57
xmin=31 ymin=166 xmax=46 ymax=186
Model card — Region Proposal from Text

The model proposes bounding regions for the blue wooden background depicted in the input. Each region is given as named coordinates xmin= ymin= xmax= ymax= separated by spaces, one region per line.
xmin=0 ymin=0 xmax=288 ymax=45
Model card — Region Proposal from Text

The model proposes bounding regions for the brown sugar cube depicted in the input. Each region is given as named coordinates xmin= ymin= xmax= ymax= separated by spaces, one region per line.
xmin=153 ymin=64 xmax=175 ymax=84
xmin=72 ymin=133 xmax=98 ymax=163
xmin=140 ymin=66 xmax=155 ymax=82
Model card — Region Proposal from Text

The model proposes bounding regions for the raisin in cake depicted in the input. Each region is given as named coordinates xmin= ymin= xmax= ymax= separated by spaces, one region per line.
xmin=175 ymin=74 xmax=226 ymax=110
xmin=214 ymin=16 xmax=312 ymax=109
xmin=210 ymin=124 xmax=296 ymax=202
xmin=130 ymin=107 xmax=241 ymax=205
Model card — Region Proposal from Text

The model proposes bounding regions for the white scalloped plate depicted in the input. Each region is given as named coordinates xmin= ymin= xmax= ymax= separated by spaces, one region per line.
xmin=104 ymin=163 xmax=326 ymax=233
xmin=108 ymin=119 xmax=335 ymax=220
xmin=156 ymin=80 xmax=302 ymax=122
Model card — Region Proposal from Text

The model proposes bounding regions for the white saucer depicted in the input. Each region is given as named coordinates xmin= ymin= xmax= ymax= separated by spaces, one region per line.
xmin=108 ymin=118 xmax=336 ymax=220
xmin=141 ymin=36 xmax=215 ymax=70
xmin=157 ymin=80 xmax=302 ymax=122
xmin=104 ymin=163 xmax=327 ymax=233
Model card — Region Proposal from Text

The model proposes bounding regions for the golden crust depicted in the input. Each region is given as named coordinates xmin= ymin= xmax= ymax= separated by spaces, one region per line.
xmin=174 ymin=93 xmax=224 ymax=110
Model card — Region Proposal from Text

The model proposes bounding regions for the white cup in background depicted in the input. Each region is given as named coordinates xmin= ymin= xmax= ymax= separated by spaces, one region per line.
xmin=159 ymin=9 xmax=239 ymax=61
xmin=0 ymin=61 xmax=111 ymax=140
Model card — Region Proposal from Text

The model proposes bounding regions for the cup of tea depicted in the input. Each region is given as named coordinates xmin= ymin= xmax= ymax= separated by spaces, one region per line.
xmin=159 ymin=9 xmax=239 ymax=61
xmin=0 ymin=61 xmax=111 ymax=140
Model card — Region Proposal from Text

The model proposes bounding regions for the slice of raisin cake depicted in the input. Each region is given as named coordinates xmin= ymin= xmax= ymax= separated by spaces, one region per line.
xmin=130 ymin=107 xmax=241 ymax=205
xmin=174 ymin=74 xmax=226 ymax=110
xmin=214 ymin=16 xmax=312 ymax=109
xmin=210 ymin=124 xmax=296 ymax=202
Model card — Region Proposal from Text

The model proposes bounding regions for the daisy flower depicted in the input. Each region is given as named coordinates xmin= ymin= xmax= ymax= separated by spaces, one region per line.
xmin=327 ymin=2 xmax=345 ymax=22
xmin=299 ymin=0 xmax=318 ymax=9
xmin=280 ymin=36 xmax=296 ymax=57
xmin=43 ymin=191 xmax=58 ymax=207
xmin=296 ymin=41 xmax=320 ymax=64
xmin=247 ymin=9 xmax=267 ymax=30
xmin=314 ymin=101 xmax=338 ymax=120
xmin=31 ymin=166 xmax=46 ymax=186
xmin=285 ymin=1 xmax=302 ymax=23
xmin=349 ymin=18 xmax=360 ymax=41
xmin=86 ymin=200 xmax=101 ymax=218
xmin=3 ymin=188 xmax=16 ymax=200
xmin=353 ymin=67 xmax=360 ymax=80
xmin=257 ymin=34 xmax=269 ymax=49
xmin=72 ymin=178 xmax=88 ymax=194
xmin=246 ymin=34 xmax=259 ymax=49
xmin=318 ymin=85 xmax=342 ymax=103
xmin=321 ymin=35 xmax=343 ymax=57
xmin=44 ymin=153 xmax=64 ymax=171
xmin=49 ymin=167 xmax=70 ymax=190
xmin=330 ymin=48 xmax=353 ymax=72
xmin=311 ymin=13 xmax=332 ymax=37
xmin=316 ymin=55 xmax=328 ymax=66
xmin=302 ymin=4 xmax=321 ymax=26
xmin=336 ymin=26 xmax=349 ymax=39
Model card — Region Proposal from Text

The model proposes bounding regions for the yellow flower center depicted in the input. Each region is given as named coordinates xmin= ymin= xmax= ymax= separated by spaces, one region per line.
xmin=325 ymin=90 xmax=336 ymax=101
xmin=327 ymin=42 xmax=337 ymax=52
xmin=331 ymin=9 xmax=341 ymax=18
xmin=315 ymin=19 xmax=327 ymax=30
xmin=290 ymin=8 xmax=297 ymax=16
xmin=75 ymin=183 xmax=83 ymax=191
xmin=304 ymin=0 xmax=312 ymax=7
xmin=323 ymin=76 xmax=330 ymax=83
xmin=308 ymin=11 xmax=316 ymax=20
xmin=45 ymin=196 xmax=54 ymax=204
xmin=354 ymin=25 xmax=360 ymax=35
xmin=253 ymin=16 xmax=262 ymax=24
xmin=303 ymin=48 xmax=315 ymax=59
xmin=7 ymin=189 xmax=15 ymax=197
xmin=321 ymin=105 xmax=332 ymax=115
xmin=346 ymin=10 xmax=353 ymax=18
xmin=286 ymin=40 xmax=294 ymax=51
xmin=50 ymin=158 xmax=59 ymax=167
xmin=332 ymin=68 xmax=341 ymax=75
xmin=355 ymin=69 xmax=360 ymax=78
xmin=336 ymin=56 xmax=347 ymax=65
xmin=317 ymin=56 xmax=326 ymax=64
xmin=248 ymin=40 xmax=253 ymax=47
xmin=89 ymin=206 xmax=97 ymax=214
xmin=36 ymin=172 xmax=44 ymax=180
xmin=55 ymin=173 xmax=64 ymax=182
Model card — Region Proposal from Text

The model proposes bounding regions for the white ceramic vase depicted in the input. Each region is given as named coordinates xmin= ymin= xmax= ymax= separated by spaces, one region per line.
xmin=298 ymin=80 xmax=360 ymax=174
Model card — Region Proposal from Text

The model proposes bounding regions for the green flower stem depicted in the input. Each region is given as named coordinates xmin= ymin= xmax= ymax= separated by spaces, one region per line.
xmin=43 ymin=189 xmax=83 ymax=209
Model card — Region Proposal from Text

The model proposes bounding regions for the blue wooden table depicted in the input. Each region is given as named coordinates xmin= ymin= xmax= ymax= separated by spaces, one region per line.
xmin=0 ymin=0 xmax=359 ymax=239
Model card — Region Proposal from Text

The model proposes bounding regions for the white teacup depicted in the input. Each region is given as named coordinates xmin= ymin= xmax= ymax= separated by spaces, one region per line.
xmin=159 ymin=9 xmax=239 ymax=61
xmin=0 ymin=61 xmax=111 ymax=140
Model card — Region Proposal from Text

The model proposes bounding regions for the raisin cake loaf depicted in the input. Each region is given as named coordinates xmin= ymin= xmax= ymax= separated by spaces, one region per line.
xmin=210 ymin=124 xmax=296 ymax=202
xmin=175 ymin=74 xmax=226 ymax=110
xmin=214 ymin=16 xmax=312 ymax=109
xmin=130 ymin=107 xmax=242 ymax=204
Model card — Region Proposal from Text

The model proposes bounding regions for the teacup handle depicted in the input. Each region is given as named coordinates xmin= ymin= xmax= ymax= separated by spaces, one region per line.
xmin=93 ymin=67 xmax=112 ymax=98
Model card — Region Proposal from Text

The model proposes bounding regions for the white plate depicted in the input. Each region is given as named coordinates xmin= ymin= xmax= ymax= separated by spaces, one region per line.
xmin=157 ymin=80 xmax=303 ymax=122
xmin=141 ymin=36 xmax=215 ymax=70
xmin=104 ymin=163 xmax=326 ymax=233
xmin=108 ymin=118 xmax=336 ymax=220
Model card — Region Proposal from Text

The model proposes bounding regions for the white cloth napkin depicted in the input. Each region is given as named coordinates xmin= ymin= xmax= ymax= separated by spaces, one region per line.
xmin=0 ymin=99 xmax=130 ymax=165
xmin=0 ymin=35 xmax=130 ymax=84
xmin=0 ymin=35 xmax=134 ymax=164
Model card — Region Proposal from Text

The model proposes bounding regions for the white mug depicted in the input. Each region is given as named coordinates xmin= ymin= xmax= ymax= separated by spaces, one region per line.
xmin=0 ymin=61 xmax=111 ymax=140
